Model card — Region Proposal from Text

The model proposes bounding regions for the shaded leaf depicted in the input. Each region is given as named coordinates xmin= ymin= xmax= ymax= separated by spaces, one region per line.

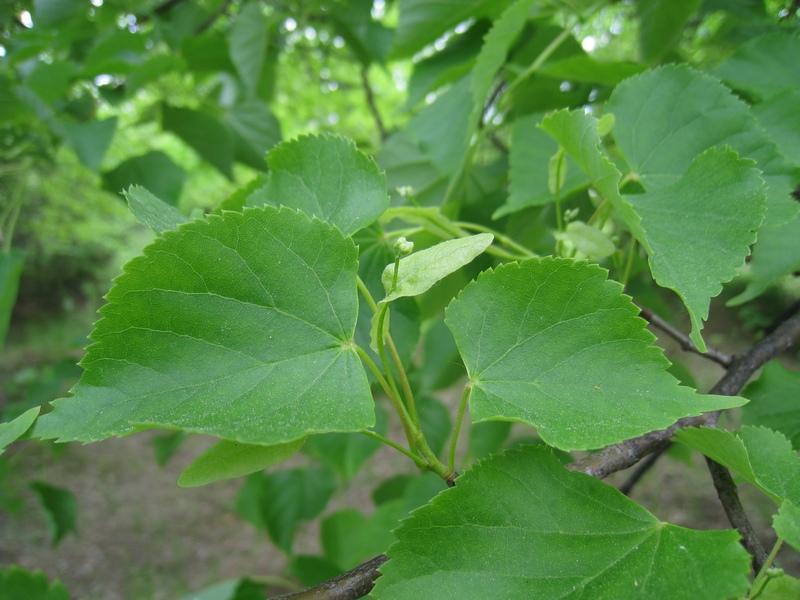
xmin=376 ymin=131 xmax=449 ymax=207
xmin=468 ymin=420 xmax=511 ymax=461
xmin=35 ymin=207 xmax=373 ymax=446
xmin=742 ymin=361 xmax=800 ymax=450
xmin=445 ymin=258 xmax=743 ymax=451
xmin=0 ymin=407 xmax=40 ymax=455
xmin=373 ymin=446 xmax=750 ymax=599
xmin=151 ymin=430 xmax=186 ymax=467
xmin=224 ymin=99 xmax=281 ymax=171
xmin=179 ymin=437 xmax=306 ymax=488
xmin=123 ymin=186 xmax=189 ymax=234
xmin=322 ymin=501 xmax=405 ymax=570
xmin=102 ymin=151 xmax=186 ymax=206
xmin=228 ymin=2 xmax=268 ymax=97
xmin=260 ymin=134 xmax=388 ymax=236
xmin=162 ymin=105 xmax=234 ymax=179
xmin=30 ymin=482 xmax=78 ymax=546
xmin=287 ymin=555 xmax=342 ymax=587
xmin=417 ymin=395 xmax=451 ymax=458
xmin=0 ymin=249 xmax=25 ymax=349
xmin=61 ymin=117 xmax=117 ymax=172
xmin=637 ymin=0 xmax=701 ymax=64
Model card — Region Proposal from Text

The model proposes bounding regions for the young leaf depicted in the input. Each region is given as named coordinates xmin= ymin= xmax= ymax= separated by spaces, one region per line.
xmin=29 ymin=482 xmax=78 ymax=546
xmin=35 ymin=206 xmax=374 ymax=447
xmin=372 ymin=446 xmax=750 ymax=599
xmin=742 ymin=361 xmax=800 ymax=449
xmin=381 ymin=234 xmax=493 ymax=302
xmin=260 ymin=134 xmax=388 ymax=236
xmin=123 ymin=185 xmax=189 ymax=234
xmin=0 ymin=565 xmax=70 ymax=600
xmin=178 ymin=437 xmax=306 ymax=488
xmin=625 ymin=148 xmax=766 ymax=351
xmin=444 ymin=258 xmax=743 ymax=451
xmin=0 ymin=407 xmax=40 ymax=455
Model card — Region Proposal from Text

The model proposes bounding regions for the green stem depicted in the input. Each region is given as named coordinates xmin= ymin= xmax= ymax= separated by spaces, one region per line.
xmin=586 ymin=198 xmax=610 ymax=227
xmin=621 ymin=236 xmax=637 ymax=288
xmin=749 ymin=540 xmax=784 ymax=599
xmin=455 ymin=222 xmax=536 ymax=259
xmin=356 ymin=276 xmax=378 ymax=314
xmin=502 ymin=26 xmax=574 ymax=103
xmin=448 ymin=384 xmax=471 ymax=472
xmin=386 ymin=336 xmax=419 ymax=427
xmin=360 ymin=430 xmax=428 ymax=469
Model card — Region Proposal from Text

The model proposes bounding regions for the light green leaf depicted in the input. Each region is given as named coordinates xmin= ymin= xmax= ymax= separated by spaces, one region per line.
xmin=381 ymin=234 xmax=493 ymax=302
xmin=380 ymin=207 xmax=465 ymax=240
xmin=554 ymin=221 xmax=615 ymax=259
xmin=728 ymin=216 xmax=800 ymax=306
xmin=162 ymin=105 xmax=234 ymax=180
xmin=0 ymin=407 xmax=40 ymax=455
xmin=0 ymin=249 xmax=25 ymax=349
xmin=30 ymin=482 xmax=78 ymax=546
xmin=178 ymin=437 xmax=306 ymax=488
xmin=445 ymin=258 xmax=743 ymax=451
xmin=123 ymin=186 xmax=189 ymax=234
xmin=713 ymin=33 xmax=800 ymax=102
xmin=224 ymin=99 xmax=281 ymax=171
xmin=637 ymin=0 xmax=701 ymax=64
xmin=236 ymin=466 xmax=337 ymax=553
xmin=373 ymin=446 xmax=750 ymax=599
xmin=322 ymin=501 xmax=405 ymax=570
xmin=774 ymin=501 xmax=800 ymax=553
xmin=537 ymin=55 xmax=645 ymax=86
xmin=675 ymin=426 xmax=800 ymax=506
xmin=34 ymin=206 xmax=373 ymax=446
xmin=102 ymin=151 xmax=186 ymax=206
xmin=228 ymin=2 xmax=268 ymax=98
xmin=390 ymin=0 xmax=513 ymax=59
xmin=261 ymin=134 xmax=388 ymax=236
xmin=61 ymin=117 xmax=117 ymax=172
xmin=606 ymin=64 xmax=798 ymax=227
xmin=625 ymin=148 xmax=766 ymax=351
xmin=760 ymin=574 xmax=800 ymax=600
xmin=0 ymin=565 xmax=70 ymax=600
xmin=742 ymin=361 xmax=800 ymax=450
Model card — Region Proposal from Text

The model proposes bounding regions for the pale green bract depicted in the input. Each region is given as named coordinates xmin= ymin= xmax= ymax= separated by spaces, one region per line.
xmin=372 ymin=446 xmax=750 ymax=599
xmin=445 ymin=257 xmax=744 ymax=451
xmin=34 ymin=206 xmax=374 ymax=446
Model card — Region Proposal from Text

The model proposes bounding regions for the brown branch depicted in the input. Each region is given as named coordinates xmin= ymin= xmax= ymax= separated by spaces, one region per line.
xmin=270 ymin=555 xmax=388 ymax=600
xmin=361 ymin=68 xmax=388 ymax=141
xmin=706 ymin=457 xmax=769 ymax=572
xmin=275 ymin=307 xmax=800 ymax=600
xmin=639 ymin=306 xmax=732 ymax=368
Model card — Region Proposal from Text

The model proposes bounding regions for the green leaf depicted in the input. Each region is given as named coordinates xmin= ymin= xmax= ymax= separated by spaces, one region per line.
xmin=444 ymin=258 xmax=743 ymax=451
xmin=0 ymin=565 xmax=70 ymax=600
xmin=774 ymin=501 xmax=800 ymax=553
xmin=417 ymin=395 xmax=451 ymax=459
xmin=0 ymin=249 xmax=25 ymax=349
xmin=235 ymin=466 xmax=337 ymax=553
xmin=377 ymin=131 xmax=449 ymax=207
xmin=381 ymin=234 xmax=493 ymax=302
xmin=497 ymin=114 xmax=588 ymax=218
xmin=32 ymin=0 xmax=85 ymax=28
xmin=224 ymin=99 xmax=281 ymax=171
xmin=34 ymin=206 xmax=373 ymax=446
xmin=390 ymin=0 xmax=513 ymax=59
xmin=742 ymin=361 xmax=800 ymax=450
xmin=372 ymin=446 xmax=750 ymax=599
xmin=625 ymin=148 xmax=766 ymax=351
xmin=151 ymin=430 xmax=186 ymax=467
xmin=760 ymin=574 xmax=800 ymax=600
xmin=713 ymin=33 xmax=800 ymax=102
xmin=537 ymin=55 xmax=645 ymax=86
xmin=606 ymin=64 xmax=798 ymax=227
xmin=30 ymin=482 xmax=78 ymax=546
xmin=468 ymin=420 xmax=511 ymax=461
xmin=228 ymin=2 xmax=268 ymax=98
xmin=0 ymin=407 xmax=40 ymax=455
xmin=554 ymin=221 xmax=615 ymax=259
xmin=162 ymin=105 xmax=234 ymax=180
xmin=181 ymin=31 xmax=236 ymax=74
xmin=102 ymin=151 xmax=186 ymax=206
xmin=179 ymin=437 xmax=305 ymax=488
xmin=675 ymin=426 xmax=800 ymax=506
xmin=259 ymin=134 xmax=388 ymax=236
xmin=322 ymin=501 xmax=405 ymax=570
xmin=637 ymin=0 xmax=701 ymax=63
xmin=123 ymin=186 xmax=189 ymax=234
xmin=287 ymin=555 xmax=342 ymax=587
xmin=61 ymin=117 xmax=117 ymax=172
xmin=753 ymin=90 xmax=800 ymax=167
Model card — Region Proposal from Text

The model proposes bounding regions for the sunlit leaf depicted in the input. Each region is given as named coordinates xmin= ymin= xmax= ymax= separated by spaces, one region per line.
xmin=35 ymin=206 xmax=373 ymax=446
xmin=373 ymin=446 xmax=750 ymax=599
xmin=445 ymin=258 xmax=743 ymax=451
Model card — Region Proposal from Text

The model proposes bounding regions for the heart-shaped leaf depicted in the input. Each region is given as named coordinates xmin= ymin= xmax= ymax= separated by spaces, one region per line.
xmin=35 ymin=206 xmax=373 ymax=446
xmin=445 ymin=257 xmax=743 ymax=451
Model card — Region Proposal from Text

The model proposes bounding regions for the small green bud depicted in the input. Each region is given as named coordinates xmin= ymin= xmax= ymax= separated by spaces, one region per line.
xmin=394 ymin=236 xmax=414 ymax=257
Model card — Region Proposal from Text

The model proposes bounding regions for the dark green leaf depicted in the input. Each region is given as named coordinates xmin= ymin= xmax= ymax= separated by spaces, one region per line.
xmin=0 ymin=249 xmax=25 ymax=349
xmin=538 ymin=55 xmax=645 ymax=86
xmin=181 ymin=31 xmax=236 ymax=74
xmin=445 ymin=258 xmax=744 ymax=451
xmin=102 ymin=151 xmax=186 ymax=206
xmin=162 ymin=105 xmax=234 ymax=179
xmin=228 ymin=2 xmax=268 ymax=98
xmin=61 ymin=117 xmax=117 ymax=172
xmin=468 ymin=420 xmax=511 ymax=461
xmin=377 ymin=131 xmax=449 ymax=207
xmin=0 ymin=565 xmax=70 ymax=600
xmin=224 ymin=99 xmax=281 ymax=171
xmin=637 ymin=0 xmax=701 ymax=64
xmin=417 ymin=395 xmax=451 ymax=458
xmin=322 ymin=501 xmax=405 ymax=570
xmin=123 ymin=186 xmax=189 ymax=234
xmin=287 ymin=555 xmax=342 ymax=587
xmin=372 ymin=474 xmax=415 ymax=506
xmin=35 ymin=207 xmax=373 ymax=446
xmin=742 ymin=361 xmax=800 ymax=450
xmin=30 ymin=482 xmax=78 ymax=546
xmin=260 ymin=134 xmax=388 ymax=236
xmin=32 ymin=0 xmax=85 ymax=28
xmin=151 ymin=430 xmax=186 ymax=467
xmin=372 ymin=446 xmax=750 ymax=599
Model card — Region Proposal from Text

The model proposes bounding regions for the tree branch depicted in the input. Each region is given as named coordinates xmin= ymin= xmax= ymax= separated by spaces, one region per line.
xmin=274 ymin=307 xmax=800 ymax=599
xmin=271 ymin=555 xmax=388 ymax=600
xmin=705 ymin=457 xmax=769 ymax=572
xmin=638 ymin=306 xmax=732 ymax=367
xmin=361 ymin=68 xmax=388 ymax=141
